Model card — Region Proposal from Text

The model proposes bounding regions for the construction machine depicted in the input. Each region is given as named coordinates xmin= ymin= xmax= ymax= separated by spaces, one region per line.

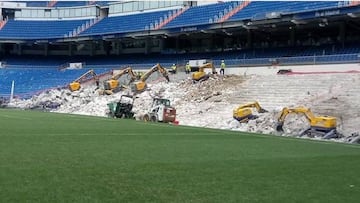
xmin=276 ymin=107 xmax=338 ymax=139
xmin=69 ymin=69 xmax=97 ymax=91
xmin=233 ymin=101 xmax=268 ymax=123
xmin=141 ymin=98 xmax=176 ymax=123
xmin=101 ymin=67 xmax=137 ymax=95
xmin=107 ymin=94 xmax=135 ymax=119
xmin=277 ymin=69 xmax=293 ymax=74
xmin=130 ymin=63 xmax=170 ymax=93
xmin=192 ymin=62 xmax=217 ymax=81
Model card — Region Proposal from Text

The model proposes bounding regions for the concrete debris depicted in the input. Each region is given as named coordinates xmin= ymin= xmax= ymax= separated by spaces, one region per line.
xmin=8 ymin=72 xmax=360 ymax=144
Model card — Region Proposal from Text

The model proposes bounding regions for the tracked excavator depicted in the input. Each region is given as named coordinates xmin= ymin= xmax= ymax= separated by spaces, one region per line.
xmin=69 ymin=69 xmax=98 ymax=91
xmin=276 ymin=107 xmax=339 ymax=139
xmin=192 ymin=62 xmax=217 ymax=81
xmin=101 ymin=67 xmax=137 ymax=95
xmin=233 ymin=101 xmax=268 ymax=123
xmin=130 ymin=63 xmax=170 ymax=93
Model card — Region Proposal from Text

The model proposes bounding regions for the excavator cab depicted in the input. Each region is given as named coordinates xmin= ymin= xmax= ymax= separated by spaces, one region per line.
xmin=103 ymin=79 xmax=119 ymax=90
xmin=101 ymin=67 xmax=137 ymax=95
xmin=69 ymin=69 xmax=97 ymax=91
xmin=130 ymin=63 xmax=170 ymax=93
xmin=69 ymin=81 xmax=81 ymax=92
xmin=233 ymin=101 xmax=268 ymax=123
xmin=276 ymin=107 xmax=338 ymax=139
xmin=192 ymin=62 xmax=217 ymax=81
xmin=131 ymin=81 xmax=146 ymax=92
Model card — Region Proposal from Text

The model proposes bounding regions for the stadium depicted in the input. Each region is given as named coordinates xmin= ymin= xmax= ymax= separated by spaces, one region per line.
xmin=0 ymin=0 xmax=360 ymax=202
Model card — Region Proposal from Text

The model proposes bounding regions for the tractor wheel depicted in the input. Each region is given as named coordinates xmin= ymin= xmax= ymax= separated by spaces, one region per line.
xmin=143 ymin=114 xmax=150 ymax=122
xmin=150 ymin=115 xmax=157 ymax=122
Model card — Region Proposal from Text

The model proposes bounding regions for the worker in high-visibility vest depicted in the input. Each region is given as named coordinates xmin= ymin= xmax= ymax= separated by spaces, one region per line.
xmin=220 ymin=60 xmax=226 ymax=75
xmin=185 ymin=63 xmax=191 ymax=74
xmin=170 ymin=64 xmax=177 ymax=74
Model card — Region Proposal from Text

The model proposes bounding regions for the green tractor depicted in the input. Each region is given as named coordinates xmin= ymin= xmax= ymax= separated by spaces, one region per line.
xmin=107 ymin=95 xmax=135 ymax=119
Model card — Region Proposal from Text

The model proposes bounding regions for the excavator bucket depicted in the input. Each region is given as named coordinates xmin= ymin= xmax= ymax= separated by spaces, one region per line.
xmin=276 ymin=122 xmax=284 ymax=131
xmin=259 ymin=108 xmax=268 ymax=113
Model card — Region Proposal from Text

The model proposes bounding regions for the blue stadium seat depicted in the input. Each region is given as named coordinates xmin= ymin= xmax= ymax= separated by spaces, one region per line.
xmin=228 ymin=1 xmax=340 ymax=22
xmin=0 ymin=19 xmax=88 ymax=39
xmin=164 ymin=1 xmax=235 ymax=28
xmin=80 ymin=10 xmax=175 ymax=36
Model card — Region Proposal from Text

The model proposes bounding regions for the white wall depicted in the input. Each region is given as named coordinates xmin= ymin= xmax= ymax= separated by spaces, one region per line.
xmin=222 ymin=63 xmax=360 ymax=76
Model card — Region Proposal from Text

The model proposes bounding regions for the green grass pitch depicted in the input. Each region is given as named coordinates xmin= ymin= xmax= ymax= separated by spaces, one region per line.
xmin=0 ymin=108 xmax=359 ymax=202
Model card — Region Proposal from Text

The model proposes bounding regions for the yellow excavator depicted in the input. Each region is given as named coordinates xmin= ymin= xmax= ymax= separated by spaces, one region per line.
xmin=130 ymin=63 xmax=170 ymax=93
xmin=101 ymin=67 xmax=137 ymax=95
xmin=276 ymin=107 xmax=338 ymax=139
xmin=233 ymin=101 xmax=268 ymax=123
xmin=69 ymin=69 xmax=98 ymax=91
xmin=192 ymin=62 xmax=217 ymax=81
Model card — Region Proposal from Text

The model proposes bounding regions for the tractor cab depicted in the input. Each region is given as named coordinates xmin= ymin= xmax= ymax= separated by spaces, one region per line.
xmin=107 ymin=95 xmax=135 ymax=119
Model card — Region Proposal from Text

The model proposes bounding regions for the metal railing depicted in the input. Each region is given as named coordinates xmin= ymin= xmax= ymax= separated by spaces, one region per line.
xmin=212 ymin=53 xmax=360 ymax=67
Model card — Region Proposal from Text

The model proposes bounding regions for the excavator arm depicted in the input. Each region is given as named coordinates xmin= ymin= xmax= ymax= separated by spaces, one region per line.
xmin=69 ymin=69 xmax=97 ymax=91
xmin=276 ymin=107 xmax=337 ymax=134
xmin=111 ymin=67 xmax=137 ymax=83
xmin=130 ymin=63 xmax=170 ymax=93
xmin=101 ymin=67 xmax=138 ymax=95
xmin=233 ymin=101 xmax=267 ymax=122
xmin=276 ymin=107 xmax=314 ymax=131
xmin=192 ymin=62 xmax=217 ymax=81
xmin=235 ymin=102 xmax=268 ymax=113
xmin=198 ymin=62 xmax=217 ymax=74
xmin=139 ymin=63 xmax=170 ymax=82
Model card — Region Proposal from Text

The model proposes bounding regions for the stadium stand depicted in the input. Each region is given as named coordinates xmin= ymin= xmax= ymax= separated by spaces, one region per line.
xmin=163 ymin=1 xmax=236 ymax=28
xmin=80 ymin=9 xmax=177 ymax=36
xmin=0 ymin=68 xmax=87 ymax=98
xmin=1 ymin=1 xmax=360 ymax=98
xmin=0 ymin=19 xmax=88 ymax=39
xmin=23 ymin=1 xmax=49 ymax=7
xmin=0 ymin=1 xmax=350 ymax=39
xmin=20 ymin=1 xmax=109 ymax=8
xmin=228 ymin=1 xmax=341 ymax=21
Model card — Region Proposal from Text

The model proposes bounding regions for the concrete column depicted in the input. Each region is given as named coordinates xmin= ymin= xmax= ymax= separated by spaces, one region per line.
xmin=159 ymin=38 xmax=164 ymax=50
xmin=289 ymin=27 xmax=295 ymax=46
xmin=17 ymin=43 xmax=22 ymax=55
xmin=117 ymin=40 xmax=122 ymax=55
xmin=0 ymin=43 xmax=4 ymax=55
xmin=175 ymin=37 xmax=179 ymax=53
xmin=246 ymin=30 xmax=252 ymax=48
xmin=90 ymin=41 xmax=95 ymax=56
xmin=339 ymin=22 xmax=345 ymax=46
xmin=68 ymin=43 xmax=72 ymax=56
xmin=145 ymin=38 xmax=150 ymax=54
xmin=44 ymin=43 xmax=48 ymax=56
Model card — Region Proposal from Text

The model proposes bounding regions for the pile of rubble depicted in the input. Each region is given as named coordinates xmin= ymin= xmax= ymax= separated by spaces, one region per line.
xmin=6 ymin=73 xmax=360 ymax=144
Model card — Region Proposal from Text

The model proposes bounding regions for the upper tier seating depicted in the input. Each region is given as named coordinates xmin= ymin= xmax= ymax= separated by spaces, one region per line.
xmin=19 ymin=1 xmax=110 ymax=7
xmin=80 ymin=9 xmax=175 ymax=36
xmin=23 ymin=1 xmax=48 ymax=7
xmin=163 ymin=1 xmax=235 ymax=28
xmin=229 ymin=1 xmax=341 ymax=21
xmin=0 ymin=1 xmax=350 ymax=40
xmin=0 ymin=19 xmax=88 ymax=39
